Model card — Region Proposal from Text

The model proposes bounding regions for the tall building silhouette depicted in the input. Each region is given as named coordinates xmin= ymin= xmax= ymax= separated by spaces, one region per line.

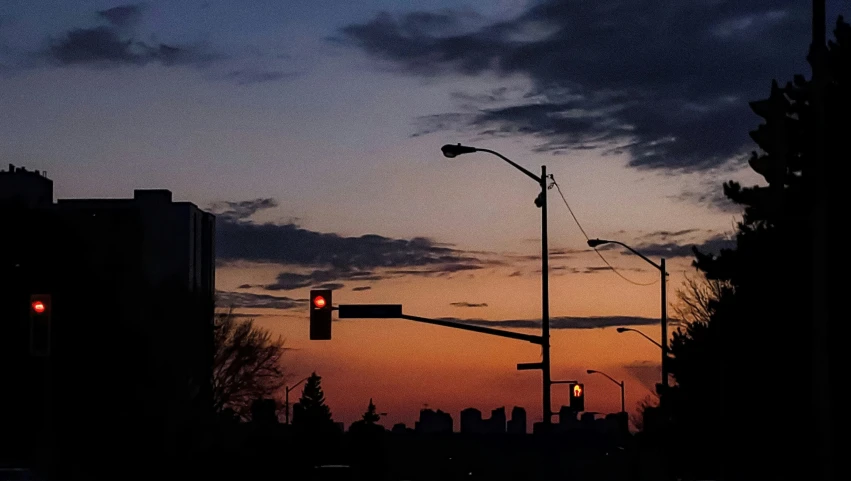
xmin=460 ymin=407 xmax=482 ymax=433
xmin=415 ymin=408 xmax=453 ymax=433
xmin=507 ymin=406 xmax=527 ymax=434
xmin=486 ymin=406 xmax=506 ymax=434
xmin=0 ymin=166 xmax=215 ymax=470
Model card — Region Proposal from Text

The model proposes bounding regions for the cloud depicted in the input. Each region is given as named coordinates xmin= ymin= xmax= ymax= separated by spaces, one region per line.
xmin=98 ymin=4 xmax=145 ymax=27
xmin=209 ymin=198 xmax=278 ymax=221
xmin=670 ymin=185 xmax=743 ymax=213
xmin=47 ymin=25 xmax=216 ymax=67
xmin=634 ymin=233 xmax=734 ymax=258
xmin=452 ymin=315 xmax=662 ymax=330
xmin=337 ymin=0 xmax=816 ymax=171
xmin=450 ymin=302 xmax=488 ymax=308
xmin=214 ymin=198 xmax=491 ymax=290
xmin=224 ymin=68 xmax=297 ymax=85
xmin=352 ymin=286 xmax=372 ymax=292
xmin=314 ymin=282 xmax=345 ymax=290
xmin=640 ymin=229 xmax=702 ymax=241
xmin=215 ymin=290 xmax=305 ymax=310
xmin=623 ymin=360 xmax=662 ymax=391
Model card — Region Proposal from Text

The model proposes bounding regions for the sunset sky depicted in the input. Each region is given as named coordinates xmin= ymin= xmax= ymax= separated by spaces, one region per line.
xmin=2 ymin=0 xmax=847 ymax=429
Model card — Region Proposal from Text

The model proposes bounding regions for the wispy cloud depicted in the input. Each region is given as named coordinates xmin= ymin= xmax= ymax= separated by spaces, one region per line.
xmin=98 ymin=4 xmax=145 ymax=28
xmin=633 ymin=233 xmax=734 ymax=258
xmin=47 ymin=26 xmax=218 ymax=67
xmin=450 ymin=302 xmax=488 ymax=308
xmin=214 ymin=197 xmax=492 ymax=290
xmin=216 ymin=290 xmax=305 ymax=310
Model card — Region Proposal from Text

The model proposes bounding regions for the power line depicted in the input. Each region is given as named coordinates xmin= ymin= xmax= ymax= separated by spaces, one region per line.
xmin=549 ymin=176 xmax=658 ymax=286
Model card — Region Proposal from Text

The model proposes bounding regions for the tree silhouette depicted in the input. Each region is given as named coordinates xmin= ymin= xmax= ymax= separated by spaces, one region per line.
xmin=212 ymin=308 xmax=287 ymax=420
xmin=293 ymin=372 xmax=334 ymax=433
xmin=362 ymin=398 xmax=381 ymax=424
xmin=655 ymin=16 xmax=848 ymax=481
xmin=349 ymin=398 xmax=385 ymax=435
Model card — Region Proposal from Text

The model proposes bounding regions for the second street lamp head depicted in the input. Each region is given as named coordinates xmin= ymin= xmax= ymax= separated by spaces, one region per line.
xmin=441 ymin=143 xmax=477 ymax=158
xmin=587 ymin=238 xmax=609 ymax=248
xmin=586 ymin=369 xmax=596 ymax=374
xmin=616 ymin=327 xmax=628 ymax=333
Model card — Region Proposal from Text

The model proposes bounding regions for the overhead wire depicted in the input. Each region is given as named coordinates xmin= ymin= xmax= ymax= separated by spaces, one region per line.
xmin=549 ymin=175 xmax=658 ymax=286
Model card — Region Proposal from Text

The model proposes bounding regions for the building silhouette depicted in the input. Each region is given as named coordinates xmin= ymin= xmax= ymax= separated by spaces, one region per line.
xmin=415 ymin=408 xmax=453 ymax=433
xmin=251 ymin=399 xmax=279 ymax=425
xmin=507 ymin=406 xmax=527 ymax=434
xmin=460 ymin=407 xmax=482 ymax=433
xmin=486 ymin=406 xmax=506 ymax=433
xmin=0 ymin=165 xmax=215 ymax=472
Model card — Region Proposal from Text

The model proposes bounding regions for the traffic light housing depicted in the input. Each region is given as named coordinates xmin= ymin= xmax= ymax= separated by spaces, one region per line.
xmin=310 ymin=289 xmax=332 ymax=340
xmin=30 ymin=294 xmax=52 ymax=356
xmin=569 ymin=383 xmax=585 ymax=412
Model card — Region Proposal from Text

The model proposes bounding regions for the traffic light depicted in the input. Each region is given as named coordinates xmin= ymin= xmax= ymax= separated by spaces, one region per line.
xmin=30 ymin=294 xmax=52 ymax=356
xmin=310 ymin=289 xmax=332 ymax=340
xmin=569 ymin=383 xmax=585 ymax=412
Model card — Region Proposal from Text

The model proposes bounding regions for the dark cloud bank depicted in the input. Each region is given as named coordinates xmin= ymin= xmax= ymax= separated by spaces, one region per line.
xmin=336 ymin=0 xmax=817 ymax=173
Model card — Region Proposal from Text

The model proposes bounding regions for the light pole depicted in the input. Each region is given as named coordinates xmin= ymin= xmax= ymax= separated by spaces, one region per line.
xmin=441 ymin=143 xmax=552 ymax=428
xmin=616 ymin=327 xmax=663 ymax=350
xmin=285 ymin=376 xmax=309 ymax=425
xmin=586 ymin=369 xmax=625 ymax=413
xmin=587 ymin=238 xmax=668 ymax=390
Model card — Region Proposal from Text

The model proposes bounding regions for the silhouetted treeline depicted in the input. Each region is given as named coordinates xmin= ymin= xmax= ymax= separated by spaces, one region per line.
xmin=640 ymin=16 xmax=848 ymax=481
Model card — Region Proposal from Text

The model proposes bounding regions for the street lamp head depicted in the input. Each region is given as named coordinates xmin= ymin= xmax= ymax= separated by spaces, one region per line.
xmin=586 ymin=369 xmax=596 ymax=374
xmin=587 ymin=238 xmax=609 ymax=248
xmin=616 ymin=327 xmax=628 ymax=333
xmin=441 ymin=143 xmax=477 ymax=158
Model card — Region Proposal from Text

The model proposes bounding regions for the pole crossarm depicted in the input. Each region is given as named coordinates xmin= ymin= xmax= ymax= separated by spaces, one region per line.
xmin=589 ymin=370 xmax=621 ymax=387
xmin=619 ymin=327 xmax=664 ymax=349
xmin=592 ymin=239 xmax=663 ymax=272
xmin=475 ymin=148 xmax=542 ymax=184
xmin=400 ymin=314 xmax=544 ymax=345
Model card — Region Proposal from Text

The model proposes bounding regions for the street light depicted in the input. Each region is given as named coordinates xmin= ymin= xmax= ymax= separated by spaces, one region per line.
xmin=284 ymin=376 xmax=310 ymax=425
xmin=588 ymin=238 xmax=669 ymax=390
xmin=442 ymin=143 xmax=552 ymax=427
xmin=586 ymin=369 xmax=625 ymax=413
xmin=616 ymin=327 xmax=663 ymax=350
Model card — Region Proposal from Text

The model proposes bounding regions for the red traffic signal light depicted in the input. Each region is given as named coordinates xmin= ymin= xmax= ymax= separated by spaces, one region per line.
xmin=310 ymin=289 xmax=332 ymax=340
xmin=29 ymin=294 xmax=52 ymax=357
xmin=313 ymin=295 xmax=327 ymax=309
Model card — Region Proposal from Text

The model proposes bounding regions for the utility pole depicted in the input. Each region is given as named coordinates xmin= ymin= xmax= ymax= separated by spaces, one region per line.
xmin=661 ymin=258 xmax=668 ymax=390
xmin=810 ymin=1 xmax=830 ymax=479
xmin=540 ymin=165 xmax=552 ymax=428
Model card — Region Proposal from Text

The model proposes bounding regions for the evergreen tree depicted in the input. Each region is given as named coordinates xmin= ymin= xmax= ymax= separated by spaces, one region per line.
xmin=361 ymin=398 xmax=381 ymax=425
xmin=657 ymin=17 xmax=848 ymax=480
xmin=293 ymin=372 xmax=334 ymax=432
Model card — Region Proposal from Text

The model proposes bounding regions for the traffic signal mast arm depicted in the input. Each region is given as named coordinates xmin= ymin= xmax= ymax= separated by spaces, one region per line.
xmin=335 ymin=304 xmax=544 ymax=345
xmin=400 ymin=314 xmax=544 ymax=345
